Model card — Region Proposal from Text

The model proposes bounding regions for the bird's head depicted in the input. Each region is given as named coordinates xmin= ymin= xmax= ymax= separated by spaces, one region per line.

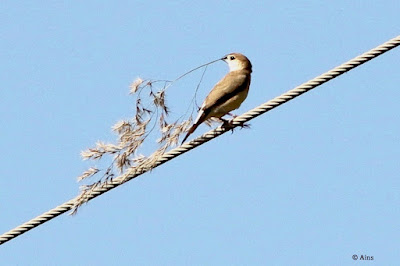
xmin=222 ymin=53 xmax=252 ymax=72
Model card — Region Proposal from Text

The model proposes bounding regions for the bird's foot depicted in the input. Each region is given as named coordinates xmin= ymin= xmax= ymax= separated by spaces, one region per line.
xmin=221 ymin=118 xmax=234 ymax=131
xmin=221 ymin=118 xmax=251 ymax=134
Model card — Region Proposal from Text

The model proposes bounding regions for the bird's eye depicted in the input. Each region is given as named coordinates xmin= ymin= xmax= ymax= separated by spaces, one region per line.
xmin=230 ymin=56 xmax=235 ymax=60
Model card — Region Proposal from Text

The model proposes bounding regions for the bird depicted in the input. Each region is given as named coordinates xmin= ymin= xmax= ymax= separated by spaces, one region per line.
xmin=181 ymin=52 xmax=252 ymax=143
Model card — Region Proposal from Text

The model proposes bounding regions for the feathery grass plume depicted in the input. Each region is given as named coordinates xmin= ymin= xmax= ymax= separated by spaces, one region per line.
xmin=129 ymin=78 xmax=143 ymax=94
xmin=73 ymin=57 xmax=223 ymax=214
xmin=77 ymin=167 xmax=99 ymax=182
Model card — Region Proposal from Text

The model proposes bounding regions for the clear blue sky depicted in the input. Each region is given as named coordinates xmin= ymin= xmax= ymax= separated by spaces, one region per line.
xmin=1 ymin=1 xmax=399 ymax=265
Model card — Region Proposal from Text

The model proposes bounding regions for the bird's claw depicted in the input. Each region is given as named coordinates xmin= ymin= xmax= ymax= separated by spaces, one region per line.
xmin=240 ymin=122 xmax=251 ymax=129
xmin=221 ymin=119 xmax=250 ymax=134
xmin=221 ymin=118 xmax=234 ymax=130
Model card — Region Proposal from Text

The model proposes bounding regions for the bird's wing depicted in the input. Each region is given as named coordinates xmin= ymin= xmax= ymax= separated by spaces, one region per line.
xmin=181 ymin=70 xmax=250 ymax=144
xmin=203 ymin=71 xmax=250 ymax=111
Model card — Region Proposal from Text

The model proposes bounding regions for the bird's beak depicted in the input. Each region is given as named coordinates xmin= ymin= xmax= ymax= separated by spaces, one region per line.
xmin=221 ymin=56 xmax=227 ymax=60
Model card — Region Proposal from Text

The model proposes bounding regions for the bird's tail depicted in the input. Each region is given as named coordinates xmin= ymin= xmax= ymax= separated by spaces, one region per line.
xmin=181 ymin=123 xmax=201 ymax=144
xmin=181 ymin=110 xmax=207 ymax=144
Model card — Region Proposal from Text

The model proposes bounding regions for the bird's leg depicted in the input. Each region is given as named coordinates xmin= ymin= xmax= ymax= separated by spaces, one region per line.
xmin=227 ymin=112 xmax=238 ymax=118
xmin=226 ymin=112 xmax=250 ymax=128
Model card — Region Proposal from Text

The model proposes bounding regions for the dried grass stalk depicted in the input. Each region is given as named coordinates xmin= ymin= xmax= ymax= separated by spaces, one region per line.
xmin=72 ymin=77 xmax=196 ymax=214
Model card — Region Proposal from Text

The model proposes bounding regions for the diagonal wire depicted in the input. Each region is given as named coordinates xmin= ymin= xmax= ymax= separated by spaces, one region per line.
xmin=1 ymin=35 xmax=399 ymax=246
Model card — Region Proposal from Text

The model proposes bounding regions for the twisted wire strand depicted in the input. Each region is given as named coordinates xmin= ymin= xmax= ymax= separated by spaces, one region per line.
xmin=1 ymin=35 xmax=399 ymax=245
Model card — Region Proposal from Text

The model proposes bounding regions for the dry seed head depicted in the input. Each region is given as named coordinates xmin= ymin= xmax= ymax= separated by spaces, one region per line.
xmin=130 ymin=78 xmax=144 ymax=94
xmin=77 ymin=167 xmax=99 ymax=181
